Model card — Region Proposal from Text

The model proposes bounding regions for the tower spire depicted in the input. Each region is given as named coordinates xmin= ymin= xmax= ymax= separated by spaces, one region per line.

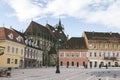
xmin=56 ymin=18 xmax=64 ymax=33
xmin=59 ymin=18 xmax=61 ymax=26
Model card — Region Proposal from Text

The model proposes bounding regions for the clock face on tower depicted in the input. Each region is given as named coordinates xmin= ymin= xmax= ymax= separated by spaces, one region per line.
xmin=0 ymin=49 xmax=4 ymax=55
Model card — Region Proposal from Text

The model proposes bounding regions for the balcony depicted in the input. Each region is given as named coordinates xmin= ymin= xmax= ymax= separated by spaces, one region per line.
xmin=104 ymin=57 xmax=117 ymax=60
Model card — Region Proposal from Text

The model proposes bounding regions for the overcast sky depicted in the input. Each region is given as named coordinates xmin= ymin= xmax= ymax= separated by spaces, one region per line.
xmin=0 ymin=0 xmax=120 ymax=37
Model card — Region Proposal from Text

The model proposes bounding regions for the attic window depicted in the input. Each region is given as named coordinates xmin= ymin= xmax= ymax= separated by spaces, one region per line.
xmin=8 ymin=33 xmax=13 ymax=39
xmin=16 ymin=36 xmax=23 ymax=42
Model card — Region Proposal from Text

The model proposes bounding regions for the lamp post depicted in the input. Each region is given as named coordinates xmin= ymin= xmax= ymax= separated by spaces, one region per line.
xmin=53 ymin=20 xmax=64 ymax=74
xmin=55 ymin=39 xmax=61 ymax=73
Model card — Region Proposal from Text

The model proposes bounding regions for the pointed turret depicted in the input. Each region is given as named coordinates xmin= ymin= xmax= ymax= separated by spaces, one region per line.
xmin=56 ymin=19 xmax=64 ymax=33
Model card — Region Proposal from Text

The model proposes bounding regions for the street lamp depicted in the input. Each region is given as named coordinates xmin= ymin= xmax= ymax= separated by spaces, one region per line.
xmin=55 ymin=39 xmax=61 ymax=73
xmin=53 ymin=20 xmax=64 ymax=74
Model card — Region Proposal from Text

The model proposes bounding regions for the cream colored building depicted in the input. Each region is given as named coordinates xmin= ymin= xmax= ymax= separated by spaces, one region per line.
xmin=0 ymin=27 xmax=25 ymax=68
xmin=83 ymin=31 xmax=120 ymax=68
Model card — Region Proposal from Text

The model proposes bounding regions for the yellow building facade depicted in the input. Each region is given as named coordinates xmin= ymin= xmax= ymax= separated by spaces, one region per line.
xmin=83 ymin=32 xmax=120 ymax=68
xmin=0 ymin=27 xmax=25 ymax=68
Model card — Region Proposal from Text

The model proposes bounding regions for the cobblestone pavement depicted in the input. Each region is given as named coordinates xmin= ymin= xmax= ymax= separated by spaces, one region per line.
xmin=0 ymin=67 xmax=120 ymax=80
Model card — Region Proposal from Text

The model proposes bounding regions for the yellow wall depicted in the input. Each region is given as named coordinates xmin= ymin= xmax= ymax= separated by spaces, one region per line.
xmin=88 ymin=41 xmax=120 ymax=51
xmin=0 ymin=40 xmax=25 ymax=68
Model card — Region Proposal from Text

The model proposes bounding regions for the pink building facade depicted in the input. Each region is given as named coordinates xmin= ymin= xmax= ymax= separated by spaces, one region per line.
xmin=59 ymin=37 xmax=88 ymax=68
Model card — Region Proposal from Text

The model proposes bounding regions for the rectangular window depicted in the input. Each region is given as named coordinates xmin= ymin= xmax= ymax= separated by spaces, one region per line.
xmin=81 ymin=52 xmax=86 ymax=57
xmin=94 ymin=43 xmax=96 ymax=48
xmin=16 ymin=48 xmax=18 ymax=54
xmin=71 ymin=53 xmax=74 ymax=57
xmin=113 ymin=53 xmax=115 ymax=57
xmin=7 ymin=58 xmax=10 ymax=64
xmin=108 ymin=52 xmax=110 ymax=58
xmin=98 ymin=43 xmax=100 ymax=49
xmin=90 ymin=52 xmax=92 ymax=57
xmin=12 ymin=47 xmax=14 ymax=53
xmin=117 ymin=53 xmax=119 ymax=57
xmin=60 ymin=53 xmax=64 ymax=57
xmin=108 ymin=44 xmax=110 ymax=49
xmin=103 ymin=43 xmax=105 ymax=48
xmin=99 ymin=52 xmax=101 ymax=57
xmin=117 ymin=44 xmax=119 ymax=49
xmin=7 ymin=46 xmax=10 ymax=52
xmin=112 ymin=43 xmax=114 ymax=49
xmin=94 ymin=52 xmax=97 ymax=57
xmin=104 ymin=52 xmax=106 ymax=57
xmin=21 ymin=49 xmax=23 ymax=55
xmin=76 ymin=53 xmax=80 ymax=57
xmin=15 ymin=59 xmax=17 ymax=64
xmin=66 ymin=53 xmax=69 ymax=57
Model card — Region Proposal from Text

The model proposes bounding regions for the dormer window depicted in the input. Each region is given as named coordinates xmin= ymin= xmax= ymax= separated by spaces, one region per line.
xmin=16 ymin=36 xmax=23 ymax=42
xmin=8 ymin=33 xmax=13 ymax=39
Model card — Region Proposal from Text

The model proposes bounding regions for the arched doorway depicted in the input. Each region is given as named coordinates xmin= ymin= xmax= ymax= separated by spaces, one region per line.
xmin=100 ymin=62 xmax=104 ymax=67
xmin=72 ymin=61 xmax=74 ymax=66
xmin=90 ymin=61 xmax=92 ymax=68
xmin=77 ymin=62 xmax=79 ymax=67
xmin=108 ymin=62 xmax=111 ymax=67
xmin=94 ymin=61 xmax=97 ymax=68
xmin=67 ymin=61 xmax=69 ymax=68
xmin=83 ymin=61 xmax=85 ymax=68
xmin=60 ymin=61 xmax=63 ymax=66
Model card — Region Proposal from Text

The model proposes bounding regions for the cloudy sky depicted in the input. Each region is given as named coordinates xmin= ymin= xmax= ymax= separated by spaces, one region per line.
xmin=0 ymin=0 xmax=120 ymax=37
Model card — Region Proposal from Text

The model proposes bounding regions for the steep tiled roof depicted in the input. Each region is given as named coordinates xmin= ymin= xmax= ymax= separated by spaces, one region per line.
xmin=0 ymin=27 xmax=24 ymax=44
xmin=12 ymin=28 xmax=25 ymax=39
xmin=45 ymin=24 xmax=55 ymax=38
xmin=46 ymin=23 xmax=67 ymax=42
xmin=25 ymin=21 xmax=51 ymax=36
xmin=25 ymin=21 xmax=67 ymax=43
xmin=60 ymin=37 xmax=87 ymax=49
xmin=84 ymin=31 xmax=120 ymax=42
